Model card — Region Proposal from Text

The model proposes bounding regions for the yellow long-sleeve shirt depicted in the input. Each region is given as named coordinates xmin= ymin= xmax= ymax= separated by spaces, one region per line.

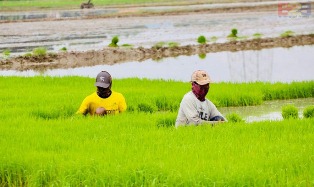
xmin=77 ymin=91 xmax=127 ymax=115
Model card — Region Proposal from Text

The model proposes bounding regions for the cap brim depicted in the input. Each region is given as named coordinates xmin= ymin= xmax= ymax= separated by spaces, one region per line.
xmin=196 ymin=80 xmax=211 ymax=85
xmin=95 ymin=82 xmax=110 ymax=88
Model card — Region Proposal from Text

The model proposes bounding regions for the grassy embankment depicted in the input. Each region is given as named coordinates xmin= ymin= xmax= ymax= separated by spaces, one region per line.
xmin=0 ymin=76 xmax=313 ymax=186
xmin=0 ymin=0 xmax=276 ymax=11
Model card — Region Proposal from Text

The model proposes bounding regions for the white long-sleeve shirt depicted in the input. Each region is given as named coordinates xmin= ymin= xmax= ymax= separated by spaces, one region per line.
xmin=175 ymin=91 xmax=225 ymax=127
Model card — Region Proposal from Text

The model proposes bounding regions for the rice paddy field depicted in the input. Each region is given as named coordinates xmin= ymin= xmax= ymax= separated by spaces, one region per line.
xmin=0 ymin=76 xmax=314 ymax=186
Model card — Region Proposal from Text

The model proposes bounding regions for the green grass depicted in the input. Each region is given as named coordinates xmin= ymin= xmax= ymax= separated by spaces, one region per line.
xmin=0 ymin=76 xmax=314 ymax=186
xmin=0 ymin=0 xmax=276 ymax=11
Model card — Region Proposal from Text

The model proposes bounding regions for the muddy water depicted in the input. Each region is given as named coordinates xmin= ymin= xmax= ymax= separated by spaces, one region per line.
xmin=1 ymin=9 xmax=313 ymax=56
xmin=2 ymin=45 xmax=313 ymax=83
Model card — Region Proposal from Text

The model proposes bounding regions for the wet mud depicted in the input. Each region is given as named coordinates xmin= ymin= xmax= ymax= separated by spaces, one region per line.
xmin=1 ymin=34 xmax=313 ymax=71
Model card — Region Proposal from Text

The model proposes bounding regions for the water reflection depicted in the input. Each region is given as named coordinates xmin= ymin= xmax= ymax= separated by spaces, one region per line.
xmin=1 ymin=45 xmax=313 ymax=83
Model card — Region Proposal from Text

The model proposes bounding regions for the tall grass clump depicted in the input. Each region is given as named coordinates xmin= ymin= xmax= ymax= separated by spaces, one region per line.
xmin=227 ymin=28 xmax=238 ymax=40
xmin=303 ymin=105 xmax=314 ymax=118
xmin=282 ymin=104 xmax=299 ymax=119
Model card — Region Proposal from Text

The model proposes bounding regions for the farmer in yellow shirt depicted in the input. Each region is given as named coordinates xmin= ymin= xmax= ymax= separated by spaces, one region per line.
xmin=77 ymin=71 xmax=127 ymax=116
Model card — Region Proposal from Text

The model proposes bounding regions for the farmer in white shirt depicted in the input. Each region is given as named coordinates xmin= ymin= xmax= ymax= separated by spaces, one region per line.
xmin=175 ymin=70 xmax=226 ymax=127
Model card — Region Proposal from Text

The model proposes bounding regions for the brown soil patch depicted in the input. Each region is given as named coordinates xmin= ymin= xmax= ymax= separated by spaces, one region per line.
xmin=1 ymin=34 xmax=313 ymax=71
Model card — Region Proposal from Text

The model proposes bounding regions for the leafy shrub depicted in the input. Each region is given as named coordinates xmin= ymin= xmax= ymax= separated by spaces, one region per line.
xmin=32 ymin=47 xmax=47 ymax=56
xmin=303 ymin=105 xmax=314 ymax=118
xmin=226 ymin=113 xmax=244 ymax=123
xmin=108 ymin=36 xmax=119 ymax=47
xmin=197 ymin=35 xmax=207 ymax=44
xmin=282 ymin=104 xmax=299 ymax=119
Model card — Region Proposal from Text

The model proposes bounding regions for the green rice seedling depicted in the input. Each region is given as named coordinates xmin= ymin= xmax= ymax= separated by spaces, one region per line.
xmin=2 ymin=49 xmax=11 ymax=59
xmin=152 ymin=42 xmax=166 ymax=49
xmin=108 ymin=36 xmax=119 ymax=47
xmin=280 ymin=30 xmax=295 ymax=37
xmin=198 ymin=53 xmax=206 ymax=59
xmin=156 ymin=116 xmax=176 ymax=128
xmin=210 ymin=36 xmax=218 ymax=43
xmin=226 ymin=113 xmax=244 ymax=123
xmin=253 ymin=33 xmax=263 ymax=39
xmin=32 ymin=47 xmax=47 ymax=56
xmin=60 ymin=47 xmax=67 ymax=51
xmin=303 ymin=105 xmax=314 ymax=118
xmin=282 ymin=104 xmax=299 ymax=119
xmin=197 ymin=35 xmax=207 ymax=44
xmin=1 ymin=77 xmax=314 ymax=186
xmin=121 ymin=44 xmax=133 ymax=48
xmin=138 ymin=103 xmax=155 ymax=113
xmin=227 ymin=28 xmax=238 ymax=39
xmin=168 ymin=42 xmax=179 ymax=48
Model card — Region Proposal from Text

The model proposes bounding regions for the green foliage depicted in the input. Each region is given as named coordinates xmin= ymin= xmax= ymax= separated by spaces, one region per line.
xmin=253 ymin=33 xmax=263 ymax=39
xmin=138 ymin=103 xmax=155 ymax=113
xmin=168 ymin=42 xmax=179 ymax=48
xmin=228 ymin=28 xmax=238 ymax=38
xmin=280 ymin=30 xmax=295 ymax=37
xmin=197 ymin=35 xmax=207 ymax=44
xmin=152 ymin=42 xmax=166 ymax=49
xmin=32 ymin=47 xmax=47 ymax=56
xmin=156 ymin=116 xmax=175 ymax=128
xmin=0 ymin=77 xmax=314 ymax=186
xmin=2 ymin=49 xmax=11 ymax=58
xmin=226 ymin=113 xmax=244 ymax=123
xmin=60 ymin=47 xmax=67 ymax=51
xmin=108 ymin=36 xmax=119 ymax=47
xmin=282 ymin=104 xmax=299 ymax=119
xmin=210 ymin=36 xmax=218 ymax=43
xmin=303 ymin=105 xmax=314 ymax=118
xmin=262 ymin=81 xmax=314 ymax=100
xmin=121 ymin=44 xmax=133 ymax=48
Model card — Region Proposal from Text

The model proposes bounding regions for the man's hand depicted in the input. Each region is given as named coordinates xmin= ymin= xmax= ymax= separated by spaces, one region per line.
xmin=95 ymin=107 xmax=107 ymax=116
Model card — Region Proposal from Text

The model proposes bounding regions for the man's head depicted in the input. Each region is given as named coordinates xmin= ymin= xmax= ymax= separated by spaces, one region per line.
xmin=191 ymin=70 xmax=211 ymax=101
xmin=95 ymin=71 xmax=112 ymax=88
xmin=95 ymin=71 xmax=112 ymax=98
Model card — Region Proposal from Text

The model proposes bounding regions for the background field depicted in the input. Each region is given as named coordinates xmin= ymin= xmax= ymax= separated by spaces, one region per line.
xmin=0 ymin=0 xmax=280 ymax=11
xmin=0 ymin=76 xmax=314 ymax=186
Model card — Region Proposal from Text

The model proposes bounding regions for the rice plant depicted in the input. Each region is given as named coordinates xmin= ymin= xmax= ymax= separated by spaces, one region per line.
xmin=280 ymin=30 xmax=295 ymax=37
xmin=303 ymin=105 xmax=314 ymax=118
xmin=197 ymin=35 xmax=207 ymax=44
xmin=282 ymin=104 xmax=299 ymax=119
xmin=108 ymin=36 xmax=119 ymax=47
xmin=32 ymin=47 xmax=47 ymax=56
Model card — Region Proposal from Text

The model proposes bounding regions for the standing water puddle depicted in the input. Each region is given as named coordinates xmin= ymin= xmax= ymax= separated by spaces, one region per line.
xmin=1 ymin=45 xmax=313 ymax=83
